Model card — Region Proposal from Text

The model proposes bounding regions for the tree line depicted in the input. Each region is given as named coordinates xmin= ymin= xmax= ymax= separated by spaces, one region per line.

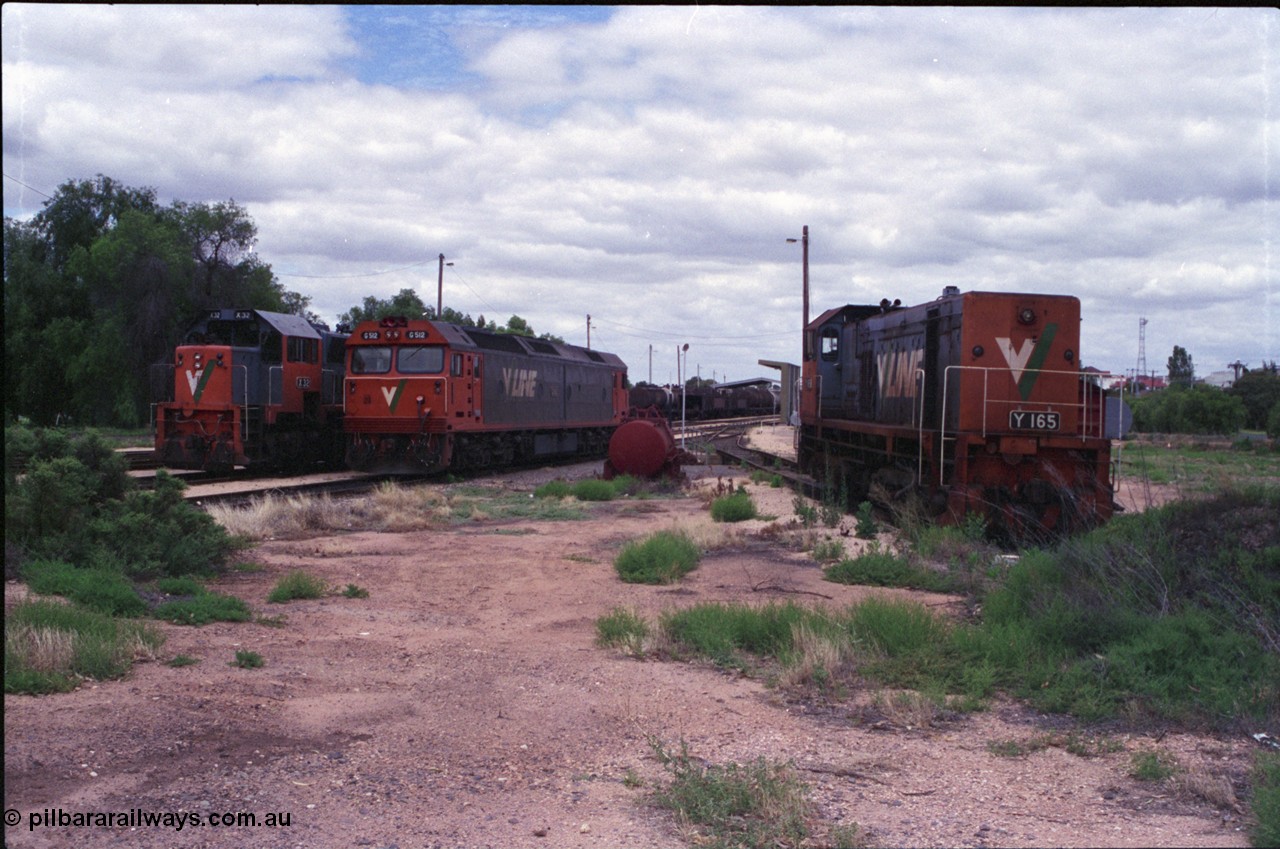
xmin=1129 ymin=346 xmax=1280 ymax=438
xmin=4 ymin=175 xmax=554 ymax=428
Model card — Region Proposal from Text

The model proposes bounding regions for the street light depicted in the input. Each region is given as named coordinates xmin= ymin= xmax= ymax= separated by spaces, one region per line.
xmin=436 ymin=253 xmax=454 ymax=320
xmin=786 ymin=225 xmax=810 ymax=360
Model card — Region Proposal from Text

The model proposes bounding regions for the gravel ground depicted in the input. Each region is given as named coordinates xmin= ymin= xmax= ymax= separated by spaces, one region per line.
xmin=3 ymin=432 xmax=1256 ymax=848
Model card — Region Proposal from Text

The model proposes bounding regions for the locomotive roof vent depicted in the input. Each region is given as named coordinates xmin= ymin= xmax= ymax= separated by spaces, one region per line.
xmin=942 ymin=285 xmax=960 ymax=297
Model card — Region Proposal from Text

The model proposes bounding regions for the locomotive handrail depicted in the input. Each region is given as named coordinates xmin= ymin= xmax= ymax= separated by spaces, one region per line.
xmin=938 ymin=364 xmax=1116 ymax=486
xmin=234 ymin=365 xmax=250 ymax=444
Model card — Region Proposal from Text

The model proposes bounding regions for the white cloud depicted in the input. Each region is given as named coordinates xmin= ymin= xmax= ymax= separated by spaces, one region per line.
xmin=3 ymin=5 xmax=1276 ymax=381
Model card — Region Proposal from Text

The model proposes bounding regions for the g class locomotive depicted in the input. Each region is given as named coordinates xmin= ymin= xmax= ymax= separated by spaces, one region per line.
xmin=343 ymin=316 xmax=628 ymax=474
xmin=152 ymin=308 xmax=348 ymax=472
xmin=799 ymin=287 xmax=1115 ymax=536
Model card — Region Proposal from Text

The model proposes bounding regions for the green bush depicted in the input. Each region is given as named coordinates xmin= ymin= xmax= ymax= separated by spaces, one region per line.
xmin=614 ymin=530 xmax=700 ymax=584
xmin=710 ymin=490 xmax=757 ymax=522
xmin=232 ymin=649 xmax=264 ymax=669
xmin=6 ymin=427 xmax=237 ymax=579
xmin=1130 ymin=384 xmax=1246 ymax=435
xmin=1252 ymin=752 xmax=1280 ymax=848
xmin=267 ymin=570 xmax=329 ymax=603
xmin=595 ymin=607 xmax=649 ymax=655
xmin=152 ymin=592 xmax=252 ymax=626
xmin=823 ymin=545 xmax=954 ymax=593
xmin=660 ymin=602 xmax=811 ymax=668
xmin=854 ymin=501 xmax=878 ymax=539
xmin=22 ymin=559 xmax=146 ymax=617
xmin=649 ymin=737 xmax=810 ymax=849
xmin=5 ymin=599 xmax=164 ymax=694
xmin=572 ymin=479 xmax=617 ymax=502
xmin=533 ymin=480 xmax=573 ymax=499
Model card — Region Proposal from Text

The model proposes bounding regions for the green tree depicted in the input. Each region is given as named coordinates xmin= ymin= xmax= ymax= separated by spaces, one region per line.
xmin=1167 ymin=345 xmax=1195 ymax=388
xmin=5 ymin=174 xmax=312 ymax=426
xmin=31 ymin=174 xmax=159 ymax=270
xmin=1130 ymin=384 xmax=1245 ymax=436
xmin=1228 ymin=368 xmax=1280 ymax=431
xmin=166 ymin=199 xmax=286 ymax=310
xmin=338 ymin=288 xmax=430 ymax=326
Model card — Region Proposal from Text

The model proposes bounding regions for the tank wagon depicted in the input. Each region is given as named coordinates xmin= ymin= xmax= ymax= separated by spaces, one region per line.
xmin=152 ymin=309 xmax=348 ymax=471
xmin=343 ymin=316 xmax=628 ymax=474
xmin=800 ymin=288 xmax=1115 ymax=536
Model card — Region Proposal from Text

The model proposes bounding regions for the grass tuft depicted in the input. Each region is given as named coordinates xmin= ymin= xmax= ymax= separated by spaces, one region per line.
xmin=267 ymin=570 xmax=329 ymax=604
xmin=615 ymin=530 xmax=700 ymax=584
xmin=5 ymin=600 xmax=164 ymax=694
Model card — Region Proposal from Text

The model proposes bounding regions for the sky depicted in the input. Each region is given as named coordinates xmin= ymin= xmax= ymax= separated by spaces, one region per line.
xmin=3 ymin=5 xmax=1277 ymax=386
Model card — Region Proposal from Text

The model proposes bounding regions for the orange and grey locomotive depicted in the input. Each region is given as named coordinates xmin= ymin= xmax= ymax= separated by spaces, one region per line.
xmin=152 ymin=309 xmax=348 ymax=472
xmin=343 ymin=317 xmax=628 ymax=474
xmin=799 ymin=288 xmax=1115 ymax=536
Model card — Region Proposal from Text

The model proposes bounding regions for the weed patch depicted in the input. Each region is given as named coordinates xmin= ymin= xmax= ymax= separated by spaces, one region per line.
xmin=823 ymin=544 xmax=954 ymax=592
xmin=152 ymin=592 xmax=252 ymax=626
xmin=267 ymin=571 xmax=329 ymax=603
xmin=5 ymin=600 xmax=163 ymax=694
xmin=595 ymin=607 xmax=649 ymax=656
xmin=649 ymin=736 xmax=811 ymax=849
xmin=615 ymin=531 xmax=700 ymax=584
xmin=23 ymin=559 xmax=146 ymax=617
xmin=710 ymin=490 xmax=757 ymax=523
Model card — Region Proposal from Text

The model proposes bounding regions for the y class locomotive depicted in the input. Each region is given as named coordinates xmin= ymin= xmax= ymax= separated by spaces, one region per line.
xmin=343 ymin=316 xmax=628 ymax=474
xmin=799 ymin=287 xmax=1115 ymax=536
xmin=152 ymin=309 xmax=348 ymax=472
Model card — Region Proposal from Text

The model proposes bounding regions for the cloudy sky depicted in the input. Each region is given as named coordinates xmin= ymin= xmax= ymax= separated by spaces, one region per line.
xmin=4 ymin=5 xmax=1276 ymax=384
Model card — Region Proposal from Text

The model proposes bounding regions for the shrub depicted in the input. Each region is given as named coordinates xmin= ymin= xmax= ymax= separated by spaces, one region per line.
xmin=823 ymin=545 xmax=954 ymax=593
xmin=152 ymin=592 xmax=251 ymax=626
xmin=267 ymin=570 xmax=329 ymax=603
xmin=854 ymin=501 xmax=878 ymax=539
xmin=660 ymin=602 xmax=811 ymax=668
xmin=615 ymin=530 xmax=700 ymax=584
xmin=710 ymin=490 xmax=756 ymax=522
xmin=572 ymin=479 xmax=616 ymax=502
xmin=341 ymin=583 xmax=370 ymax=599
xmin=232 ymin=649 xmax=264 ymax=669
xmin=5 ymin=599 xmax=163 ymax=694
xmin=22 ymin=559 xmax=146 ymax=617
xmin=649 ymin=737 xmax=811 ymax=849
xmin=1253 ymin=752 xmax=1280 ymax=848
xmin=595 ymin=607 xmax=649 ymax=655
xmin=533 ymin=480 xmax=573 ymax=499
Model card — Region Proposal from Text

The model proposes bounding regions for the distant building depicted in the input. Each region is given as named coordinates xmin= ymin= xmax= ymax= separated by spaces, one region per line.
xmin=1200 ymin=370 xmax=1235 ymax=389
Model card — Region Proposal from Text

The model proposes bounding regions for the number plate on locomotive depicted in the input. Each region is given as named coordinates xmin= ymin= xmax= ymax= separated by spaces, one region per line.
xmin=1009 ymin=410 xmax=1060 ymax=431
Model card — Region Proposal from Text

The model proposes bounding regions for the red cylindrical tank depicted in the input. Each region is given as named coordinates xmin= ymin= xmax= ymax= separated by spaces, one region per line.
xmin=607 ymin=416 xmax=677 ymax=478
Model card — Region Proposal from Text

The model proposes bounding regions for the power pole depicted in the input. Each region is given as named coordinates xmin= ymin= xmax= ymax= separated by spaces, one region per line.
xmin=1136 ymin=317 xmax=1148 ymax=392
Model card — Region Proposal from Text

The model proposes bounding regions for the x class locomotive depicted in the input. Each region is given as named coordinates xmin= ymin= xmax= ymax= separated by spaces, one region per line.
xmin=343 ymin=316 xmax=628 ymax=474
xmin=152 ymin=309 xmax=348 ymax=471
xmin=799 ymin=288 xmax=1115 ymax=536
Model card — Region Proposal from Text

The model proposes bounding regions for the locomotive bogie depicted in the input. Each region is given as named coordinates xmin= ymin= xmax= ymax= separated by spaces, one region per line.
xmin=800 ymin=289 xmax=1115 ymax=536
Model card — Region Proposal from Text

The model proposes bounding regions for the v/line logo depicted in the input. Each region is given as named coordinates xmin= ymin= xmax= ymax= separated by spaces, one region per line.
xmin=501 ymin=367 xmax=538 ymax=398
xmin=995 ymin=323 xmax=1058 ymax=400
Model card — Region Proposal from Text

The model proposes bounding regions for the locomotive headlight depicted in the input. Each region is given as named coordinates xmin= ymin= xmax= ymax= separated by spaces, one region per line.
xmin=1017 ymin=307 xmax=1036 ymax=325
xmin=1064 ymin=348 xmax=1075 ymax=363
xmin=972 ymin=345 xmax=984 ymax=358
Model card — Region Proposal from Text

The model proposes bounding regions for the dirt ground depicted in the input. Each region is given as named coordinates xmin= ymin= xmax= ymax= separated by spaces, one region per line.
xmin=3 ymin=430 xmax=1259 ymax=848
